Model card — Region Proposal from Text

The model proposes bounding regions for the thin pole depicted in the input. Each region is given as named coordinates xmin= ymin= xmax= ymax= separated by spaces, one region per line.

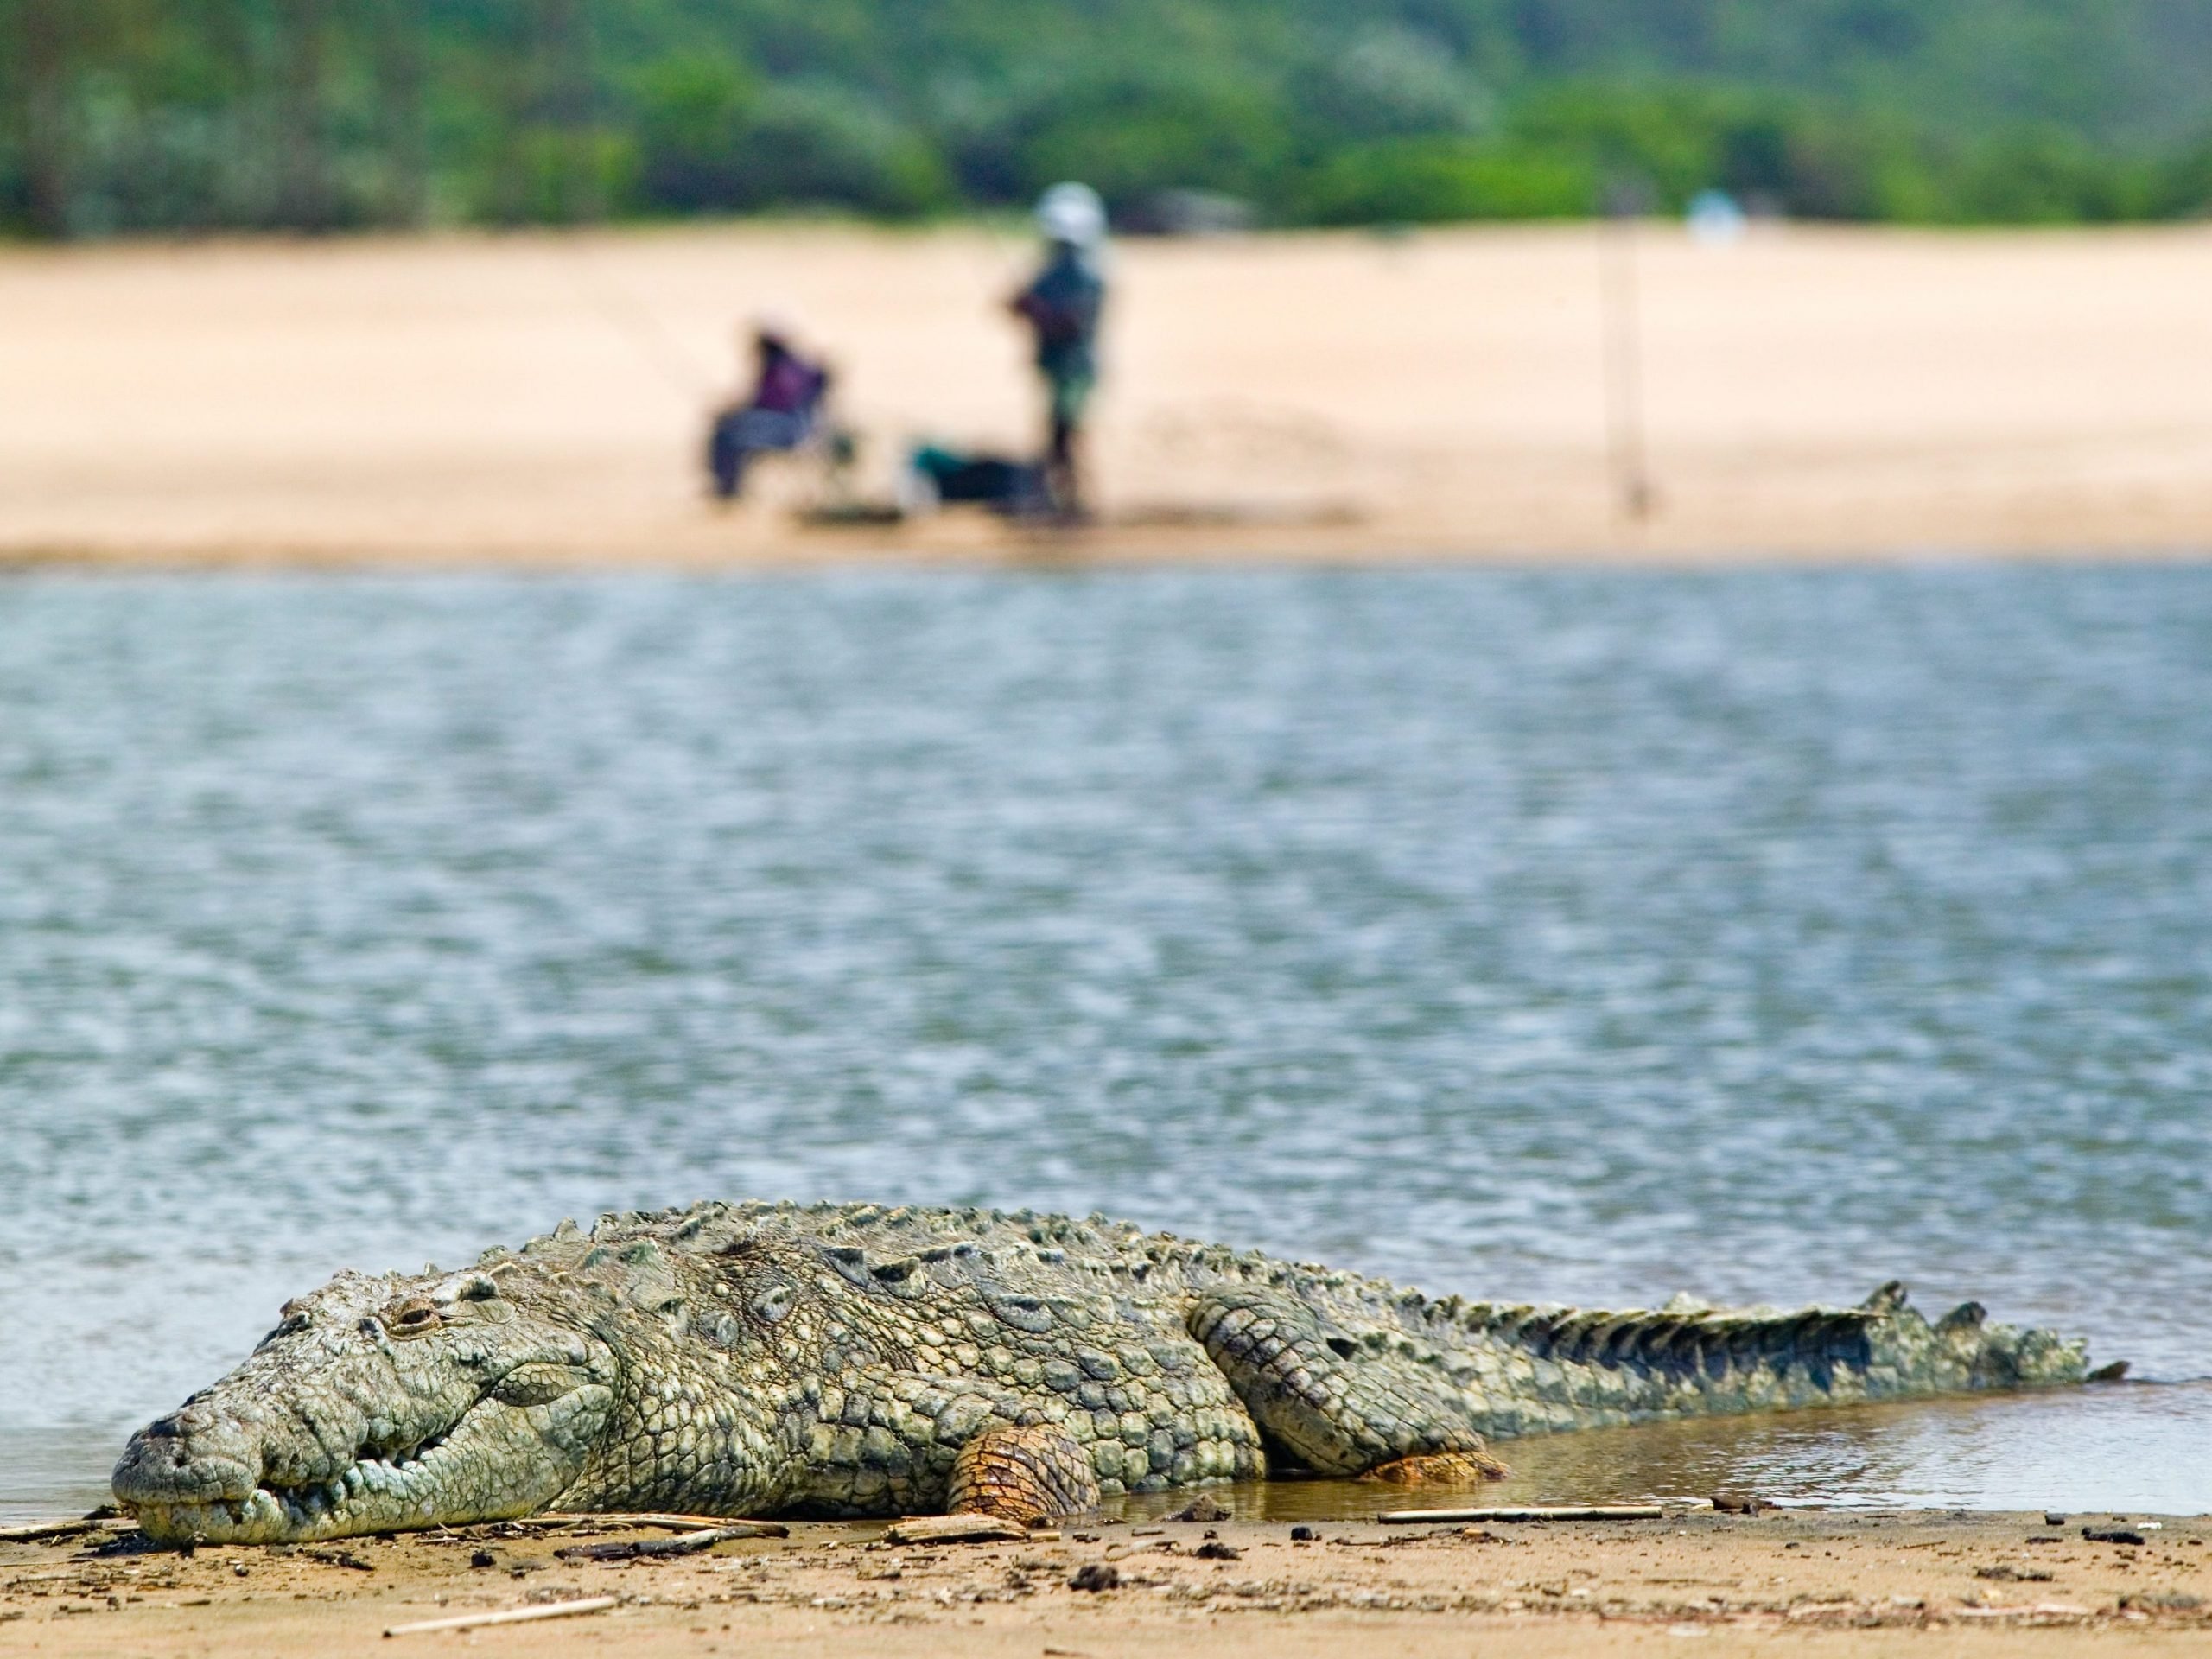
xmin=1600 ymin=208 xmax=1656 ymax=522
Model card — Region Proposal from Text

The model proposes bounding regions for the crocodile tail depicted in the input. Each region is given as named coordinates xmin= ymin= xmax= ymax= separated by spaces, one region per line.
xmin=1850 ymin=1280 xmax=2098 ymax=1391
xmin=1446 ymin=1282 xmax=2094 ymax=1434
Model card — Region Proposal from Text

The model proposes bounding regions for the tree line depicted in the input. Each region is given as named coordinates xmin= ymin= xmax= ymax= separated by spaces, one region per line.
xmin=4 ymin=0 xmax=2209 ymax=238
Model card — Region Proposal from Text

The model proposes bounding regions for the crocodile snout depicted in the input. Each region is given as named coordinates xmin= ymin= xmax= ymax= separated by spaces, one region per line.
xmin=111 ymin=1408 xmax=261 ymax=1506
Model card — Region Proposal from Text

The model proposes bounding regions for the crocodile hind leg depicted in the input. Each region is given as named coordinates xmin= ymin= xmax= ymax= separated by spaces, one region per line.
xmin=1188 ymin=1287 xmax=1511 ymax=1481
xmin=947 ymin=1424 xmax=1102 ymax=1523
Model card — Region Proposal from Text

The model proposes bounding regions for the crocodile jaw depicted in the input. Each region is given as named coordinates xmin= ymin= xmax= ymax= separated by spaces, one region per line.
xmin=112 ymin=1268 xmax=614 ymax=1544
xmin=117 ymin=1381 xmax=612 ymax=1544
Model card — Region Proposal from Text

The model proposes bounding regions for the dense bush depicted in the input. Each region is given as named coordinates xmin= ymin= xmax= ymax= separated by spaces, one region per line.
xmin=4 ymin=0 xmax=2210 ymax=236
xmin=628 ymin=52 xmax=757 ymax=213
xmin=995 ymin=73 xmax=1294 ymax=207
xmin=1300 ymin=140 xmax=1593 ymax=224
xmin=726 ymin=82 xmax=953 ymax=216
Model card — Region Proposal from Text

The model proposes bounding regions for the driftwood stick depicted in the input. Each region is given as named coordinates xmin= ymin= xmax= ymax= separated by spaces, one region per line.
xmin=384 ymin=1596 xmax=618 ymax=1637
xmin=883 ymin=1514 xmax=1029 ymax=1546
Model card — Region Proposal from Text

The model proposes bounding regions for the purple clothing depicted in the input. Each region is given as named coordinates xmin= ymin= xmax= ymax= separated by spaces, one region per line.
xmin=752 ymin=346 xmax=828 ymax=416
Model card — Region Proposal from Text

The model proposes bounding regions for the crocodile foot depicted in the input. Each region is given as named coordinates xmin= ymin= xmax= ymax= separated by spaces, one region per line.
xmin=947 ymin=1425 xmax=1102 ymax=1523
xmin=1358 ymin=1449 xmax=1512 ymax=1484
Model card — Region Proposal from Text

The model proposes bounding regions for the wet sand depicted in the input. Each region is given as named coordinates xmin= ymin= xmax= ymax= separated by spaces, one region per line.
xmin=4 ymin=1507 xmax=2207 ymax=1656
xmin=3 ymin=221 xmax=2210 ymax=567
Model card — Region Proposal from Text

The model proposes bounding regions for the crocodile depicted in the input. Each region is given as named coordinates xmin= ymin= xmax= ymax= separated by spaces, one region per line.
xmin=111 ymin=1199 xmax=2110 ymax=1544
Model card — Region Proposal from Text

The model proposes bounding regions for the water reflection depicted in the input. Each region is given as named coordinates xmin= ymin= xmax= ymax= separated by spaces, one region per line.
xmin=1113 ymin=1383 xmax=2212 ymax=1520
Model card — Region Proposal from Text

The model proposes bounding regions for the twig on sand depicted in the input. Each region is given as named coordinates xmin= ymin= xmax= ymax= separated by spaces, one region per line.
xmin=1954 ymin=1603 xmax=2094 ymax=1619
xmin=1376 ymin=1504 xmax=1674 ymax=1524
xmin=0 ymin=1517 xmax=133 ymax=1543
xmin=385 ymin=1596 xmax=618 ymax=1637
xmin=556 ymin=1524 xmax=785 ymax=1561
xmin=496 ymin=1512 xmax=759 ymax=1532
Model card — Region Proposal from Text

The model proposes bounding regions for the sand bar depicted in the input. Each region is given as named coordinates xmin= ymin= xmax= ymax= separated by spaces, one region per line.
xmin=4 ymin=1508 xmax=2207 ymax=1656
xmin=3 ymin=221 xmax=2210 ymax=567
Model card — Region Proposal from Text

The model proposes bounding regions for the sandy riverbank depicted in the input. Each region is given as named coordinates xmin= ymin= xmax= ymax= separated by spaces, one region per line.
xmin=3 ymin=220 xmax=2210 ymax=568
xmin=4 ymin=1506 xmax=2208 ymax=1656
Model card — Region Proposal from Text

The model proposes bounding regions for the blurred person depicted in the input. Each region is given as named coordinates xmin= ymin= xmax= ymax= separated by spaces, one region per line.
xmin=1009 ymin=182 xmax=1108 ymax=518
xmin=707 ymin=316 xmax=833 ymax=501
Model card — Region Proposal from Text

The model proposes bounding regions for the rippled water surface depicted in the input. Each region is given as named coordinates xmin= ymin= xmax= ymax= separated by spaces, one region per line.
xmin=3 ymin=567 xmax=2208 ymax=1520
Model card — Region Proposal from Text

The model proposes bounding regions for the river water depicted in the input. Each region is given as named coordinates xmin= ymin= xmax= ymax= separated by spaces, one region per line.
xmin=2 ymin=567 xmax=2206 ymax=1520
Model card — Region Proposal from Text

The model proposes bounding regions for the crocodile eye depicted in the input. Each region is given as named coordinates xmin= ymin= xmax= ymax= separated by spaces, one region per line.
xmin=387 ymin=1300 xmax=440 ymax=1337
xmin=750 ymin=1283 xmax=793 ymax=1325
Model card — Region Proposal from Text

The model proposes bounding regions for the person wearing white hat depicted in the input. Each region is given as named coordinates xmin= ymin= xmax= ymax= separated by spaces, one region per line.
xmin=1009 ymin=181 xmax=1108 ymax=518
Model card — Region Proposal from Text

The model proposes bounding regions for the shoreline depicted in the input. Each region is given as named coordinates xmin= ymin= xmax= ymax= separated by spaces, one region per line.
xmin=5 ymin=221 xmax=2210 ymax=569
xmin=6 ymin=1506 xmax=2207 ymax=1656
xmin=6 ymin=536 xmax=2211 ymax=577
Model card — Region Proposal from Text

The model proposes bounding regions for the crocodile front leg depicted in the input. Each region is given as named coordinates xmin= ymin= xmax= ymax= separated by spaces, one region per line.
xmin=948 ymin=1424 xmax=1102 ymax=1522
xmin=1188 ymin=1287 xmax=1511 ymax=1480
xmin=778 ymin=1373 xmax=1112 ymax=1520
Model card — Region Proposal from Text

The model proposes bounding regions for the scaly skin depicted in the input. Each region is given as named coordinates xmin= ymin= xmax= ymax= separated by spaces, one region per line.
xmin=113 ymin=1200 xmax=2103 ymax=1543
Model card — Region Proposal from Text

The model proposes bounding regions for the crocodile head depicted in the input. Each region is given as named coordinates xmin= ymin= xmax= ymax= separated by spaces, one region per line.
xmin=113 ymin=1263 xmax=618 ymax=1544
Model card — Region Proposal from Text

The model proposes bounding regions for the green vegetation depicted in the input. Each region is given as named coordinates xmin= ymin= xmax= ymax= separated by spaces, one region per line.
xmin=4 ymin=1 xmax=2211 ymax=237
